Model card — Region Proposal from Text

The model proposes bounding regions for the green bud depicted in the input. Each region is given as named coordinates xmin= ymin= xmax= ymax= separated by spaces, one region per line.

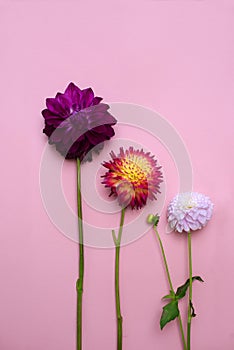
xmin=147 ymin=214 xmax=160 ymax=226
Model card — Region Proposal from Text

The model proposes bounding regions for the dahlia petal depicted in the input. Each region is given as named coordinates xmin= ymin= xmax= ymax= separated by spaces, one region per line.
xmin=168 ymin=214 xmax=175 ymax=221
xmin=200 ymin=203 xmax=209 ymax=209
xmin=42 ymin=109 xmax=64 ymax=127
xmin=92 ymin=96 xmax=103 ymax=106
xmin=64 ymin=82 xmax=81 ymax=96
xmin=64 ymin=82 xmax=82 ymax=108
xmin=57 ymin=94 xmax=73 ymax=114
xmin=176 ymin=224 xmax=183 ymax=233
xmin=43 ymin=123 xmax=55 ymax=137
xmin=189 ymin=210 xmax=200 ymax=220
xmin=90 ymin=125 xmax=108 ymax=134
xmin=182 ymin=220 xmax=190 ymax=232
xmin=80 ymin=88 xmax=94 ymax=109
xmin=178 ymin=212 xmax=185 ymax=220
xmin=46 ymin=98 xmax=66 ymax=115
xmin=199 ymin=209 xmax=207 ymax=216
xmin=169 ymin=219 xmax=177 ymax=229
xmin=185 ymin=215 xmax=195 ymax=223
xmin=93 ymin=125 xmax=115 ymax=138
xmin=188 ymin=222 xmax=199 ymax=231
xmin=42 ymin=109 xmax=59 ymax=120
xmin=197 ymin=215 xmax=207 ymax=225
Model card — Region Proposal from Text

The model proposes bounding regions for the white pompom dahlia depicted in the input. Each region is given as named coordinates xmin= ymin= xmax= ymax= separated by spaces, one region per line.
xmin=167 ymin=192 xmax=214 ymax=233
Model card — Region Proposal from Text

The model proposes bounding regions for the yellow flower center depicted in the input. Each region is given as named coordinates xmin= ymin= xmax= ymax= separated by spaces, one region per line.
xmin=120 ymin=155 xmax=151 ymax=185
xmin=183 ymin=199 xmax=196 ymax=210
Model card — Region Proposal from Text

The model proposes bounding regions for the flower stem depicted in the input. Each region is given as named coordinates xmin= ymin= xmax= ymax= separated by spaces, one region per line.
xmin=76 ymin=158 xmax=84 ymax=350
xmin=153 ymin=226 xmax=187 ymax=350
xmin=187 ymin=230 xmax=192 ymax=350
xmin=113 ymin=208 xmax=126 ymax=350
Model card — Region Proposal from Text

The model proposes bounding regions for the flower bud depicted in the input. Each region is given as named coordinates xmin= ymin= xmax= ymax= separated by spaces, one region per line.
xmin=147 ymin=214 xmax=160 ymax=227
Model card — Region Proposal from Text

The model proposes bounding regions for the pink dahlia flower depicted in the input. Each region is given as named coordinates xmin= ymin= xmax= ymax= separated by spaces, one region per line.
xmin=167 ymin=192 xmax=213 ymax=233
xmin=102 ymin=147 xmax=163 ymax=209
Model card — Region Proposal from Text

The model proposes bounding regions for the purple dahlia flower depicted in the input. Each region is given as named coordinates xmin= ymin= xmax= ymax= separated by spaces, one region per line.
xmin=167 ymin=192 xmax=213 ymax=233
xmin=42 ymin=82 xmax=117 ymax=161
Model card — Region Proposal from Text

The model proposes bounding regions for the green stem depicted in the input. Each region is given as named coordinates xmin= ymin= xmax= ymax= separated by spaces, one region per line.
xmin=76 ymin=158 xmax=84 ymax=350
xmin=113 ymin=208 xmax=126 ymax=350
xmin=187 ymin=231 xmax=192 ymax=350
xmin=153 ymin=226 xmax=187 ymax=350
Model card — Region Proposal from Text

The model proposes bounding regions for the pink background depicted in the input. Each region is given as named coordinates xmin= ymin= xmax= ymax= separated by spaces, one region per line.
xmin=1 ymin=0 xmax=234 ymax=349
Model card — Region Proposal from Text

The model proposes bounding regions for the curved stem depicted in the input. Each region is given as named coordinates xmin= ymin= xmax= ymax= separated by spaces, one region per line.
xmin=154 ymin=228 xmax=173 ymax=292
xmin=187 ymin=230 xmax=192 ymax=350
xmin=153 ymin=226 xmax=187 ymax=350
xmin=76 ymin=159 xmax=84 ymax=350
xmin=113 ymin=208 xmax=126 ymax=350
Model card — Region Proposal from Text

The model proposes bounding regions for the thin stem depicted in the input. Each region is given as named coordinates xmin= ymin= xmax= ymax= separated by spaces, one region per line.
xmin=154 ymin=227 xmax=173 ymax=292
xmin=187 ymin=230 xmax=192 ymax=350
xmin=76 ymin=158 xmax=84 ymax=350
xmin=113 ymin=208 xmax=126 ymax=350
xmin=153 ymin=226 xmax=187 ymax=350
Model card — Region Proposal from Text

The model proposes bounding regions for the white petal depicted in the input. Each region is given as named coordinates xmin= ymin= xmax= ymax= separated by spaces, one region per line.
xmin=198 ymin=215 xmax=207 ymax=225
xmin=189 ymin=222 xmax=199 ymax=230
xmin=183 ymin=221 xmax=190 ymax=232
xmin=169 ymin=219 xmax=177 ymax=229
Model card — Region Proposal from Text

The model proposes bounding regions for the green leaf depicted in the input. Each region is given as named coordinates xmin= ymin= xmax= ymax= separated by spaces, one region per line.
xmin=175 ymin=276 xmax=204 ymax=300
xmin=162 ymin=290 xmax=175 ymax=300
xmin=160 ymin=300 xmax=179 ymax=330
xmin=162 ymin=294 xmax=173 ymax=300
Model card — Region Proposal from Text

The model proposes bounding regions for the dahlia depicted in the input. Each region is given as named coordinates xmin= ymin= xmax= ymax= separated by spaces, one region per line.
xmin=42 ymin=82 xmax=117 ymax=160
xmin=102 ymin=147 xmax=163 ymax=209
xmin=167 ymin=192 xmax=214 ymax=233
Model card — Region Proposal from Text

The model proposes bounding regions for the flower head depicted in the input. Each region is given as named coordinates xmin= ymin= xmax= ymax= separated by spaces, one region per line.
xmin=42 ymin=82 xmax=117 ymax=161
xmin=102 ymin=147 xmax=163 ymax=209
xmin=167 ymin=192 xmax=213 ymax=233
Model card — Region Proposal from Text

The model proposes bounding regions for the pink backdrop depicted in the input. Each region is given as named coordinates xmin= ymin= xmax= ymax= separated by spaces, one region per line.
xmin=1 ymin=1 xmax=234 ymax=349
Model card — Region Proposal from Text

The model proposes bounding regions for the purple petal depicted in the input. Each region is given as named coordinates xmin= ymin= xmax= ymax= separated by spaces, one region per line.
xmin=92 ymin=125 xmax=115 ymax=137
xmin=91 ymin=96 xmax=103 ymax=106
xmin=64 ymin=82 xmax=81 ymax=108
xmin=42 ymin=109 xmax=63 ymax=126
xmin=46 ymin=98 xmax=65 ymax=115
xmin=64 ymin=82 xmax=81 ymax=96
xmin=90 ymin=125 xmax=108 ymax=134
xmin=57 ymin=94 xmax=72 ymax=114
xmin=46 ymin=94 xmax=69 ymax=116
xmin=80 ymin=88 xmax=94 ymax=109
xmin=43 ymin=123 xmax=55 ymax=137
